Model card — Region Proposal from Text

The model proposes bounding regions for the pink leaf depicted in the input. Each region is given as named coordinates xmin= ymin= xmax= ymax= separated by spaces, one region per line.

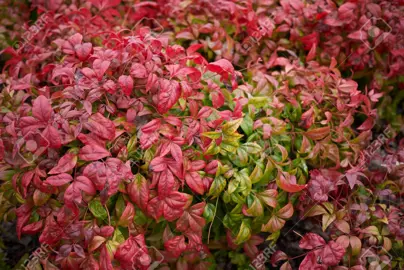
xmin=157 ymin=79 xmax=181 ymax=114
xmin=79 ymin=144 xmax=111 ymax=161
xmin=93 ymin=59 xmax=110 ymax=80
xmin=42 ymin=125 xmax=62 ymax=148
xmin=320 ymin=241 xmax=345 ymax=266
xmin=85 ymin=113 xmax=116 ymax=140
xmin=348 ymin=30 xmax=366 ymax=41
xmin=207 ymin=59 xmax=235 ymax=81
xmin=48 ymin=153 xmax=77 ymax=174
xmin=89 ymin=0 xmax=121 ymax=10
xmin=75 ymin=43 xmax=92 ymax=61
xmin=118 ymin=75 xmax=134 ymax=96
xmin=75 ymin=176 xmax=97 ymax=195
xmin=130 ymin=63 xmax=148 ymax=78
xmin=32 ymin=95 xmax=52 ymax=123
xmin=299 ymin=233 xmax=326 ymax=250
xmin=44 ymin=173 xmax=73 ymax=186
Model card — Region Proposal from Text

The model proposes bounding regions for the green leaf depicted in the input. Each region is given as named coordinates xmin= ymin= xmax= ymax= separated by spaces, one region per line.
xmin=245 ymin=195 xmax=264 ymax=216
xmin=134 ymin=209 xmax=148 ymax=226
xmin=322 ymin=213 xmax=336 ymax=231
xmin=203 ymin=203 xmax=216 ymax=223
xmin=239 ymin=142 xmax=262 ymax=154
xmin=127 ymin=135 xmax=137 ymax=154
xmin=89 ymin=200 xmax=108 ymax=221
xmin=202 ymin=131 xmax=222 ymax=139
xmin=222 ymin=118 xmax=243 ymax=134
xmin=240 ymin=115 xmax=253 ymax=136
xmin=248 ymin=97 xmax=270 ymax=108
xmin=234 ymin=169 xmax=251 ymax=195
xmin=228 ymin=177 xmax=240 ymax=194
xmin=250 ymin=164 xmax=263 ymax=184
xmin=235 ymin=148 xmax=248 ymax=167
xmin=220 ymin=142 xmax=238 ymax=154
xmin=112 ymin=227 xmax=126 ymax=243
xmin=235 ymin=220 xmax=251 ymax=245
xmin=115 ymin=195 xmax=125 ymax=219
xmin=208 ymin=176 xmax=226 ymax=198
xmin=205 ymin=141 xmax=221 ymax=155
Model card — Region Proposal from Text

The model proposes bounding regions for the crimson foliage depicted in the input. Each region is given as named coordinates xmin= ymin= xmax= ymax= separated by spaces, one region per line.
xmin=0 ymin=1 xmax=403 ymax=270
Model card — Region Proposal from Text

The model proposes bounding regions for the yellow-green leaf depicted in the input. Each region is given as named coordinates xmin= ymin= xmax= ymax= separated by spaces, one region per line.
xmin=235 ymin=220 xmax=251 ymax=245
xmin=201 ymin=131 xmax=222 ymax=139
xmin=208 ymin=175 xmax=226 ymax=198
xmin=322 ymin=213 xmax=336 ymax=231
xmin=240 ymin=142 xmax=262 ymax=154
xmin=222 ymin=118 xmax=243 ymax=134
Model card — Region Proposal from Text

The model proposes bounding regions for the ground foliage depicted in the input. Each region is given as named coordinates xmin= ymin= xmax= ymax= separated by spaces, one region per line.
xmin=0 ymin=0 xmax=403 ymax=269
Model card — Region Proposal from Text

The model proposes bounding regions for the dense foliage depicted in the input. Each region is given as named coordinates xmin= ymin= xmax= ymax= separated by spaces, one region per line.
xmin=0 ymin=0 xmax=403 ymax=270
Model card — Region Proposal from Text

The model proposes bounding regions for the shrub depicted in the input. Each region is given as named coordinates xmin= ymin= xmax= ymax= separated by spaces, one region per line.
xmin=0 ymin=1 xmax=402 ymax=270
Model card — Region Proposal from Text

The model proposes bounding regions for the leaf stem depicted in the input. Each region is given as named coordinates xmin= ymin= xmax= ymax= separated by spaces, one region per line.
xmin=207 ymin=196 xmax=219 ymax=244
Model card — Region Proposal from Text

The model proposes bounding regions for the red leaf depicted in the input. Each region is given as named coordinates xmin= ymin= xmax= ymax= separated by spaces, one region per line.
xmin=277 ymin=171 xmax=307 ymax=193
xmin=118 ymin=202 xmax=135 ymax=227
xmin=257 ymin=189 xmax=278 ymax=208
xmin=157 ymin=170 xmax=176 ymax=197
xmin=299 ymin=233 xmax=326 ymax=250
xmin=89 ymin=0 xmax=121 ymax=10
xmin=75 ymin=43 xmax=92 ymax=61
xmin=185 ymin=171 xmax=205 ymax=195
xmin=149 ymin=157 xmax=169 ymax=172
xmin=304 ymin=126 xmax=330 ymax=141
xmin=207 ymin=59 xmax=234 ymax=81
xmin=79 ymin=144 xmax=111 ymax=161
xmin=261 ymin=215 xmax=285 ymax=233
xmin=85 ymin=113 xmax=116 ymax=141
xmin=75 ymin=176 xmax=97 ymax=195
xmin=115 ymin=235 xmax=148 ymax=269
xmin=93 ymin=59 xmax=110 ymax=80
xmin=164 ymin=235 xmax=187 ymax=257
xmin=130 ymin=63 xmax=148 ymax=78
xmin=320 ymin=241 xmax=345 ymax=266
xmin=42 ymin=125 xmax=62 ymax=148
xmin=100 ymin=244 xmax=114 ymax=270
xmin=22 ymin=220 xmax=43 ymax=234
xmin=277 ymin=203 xmax=294 ymax=219
xmin=176 ymin=202 xmax=206 ymax=232
xmin=211 ymin=91 xmax=225 ymax=108
xmin=128 ymin=174 xmax=150 ymax=212
xmin=338 ymin=80 xmax=358 ymax=94
xmin=118 ymin=75 xmax=134 ymax=96
xmin=306 ymin=44 xmax=316 ymax=61
xmin=243 ymin=235 xmax=264 ymax=259
xmin=271 ymin=250 xmax=289 ymax=266
xmin=16 ymin=204 xmax=32 ymax=239
xmin=357 ymin=117 xmax=374 ymax=131
xmin=186 ymin=43 xmax=204 ymax=55
xmin=348 ymin=30 xmax=366 ymax=40
xmin=141 ymin=119 xmax=161 ymax=133
xmin=147 ymin=191 xmax=190 ymax=221
xmin=21 ymin=171 xmax=34 ymax=198
xmin=64 ymin=184 xmax=79 ymax=215
xmin=308 ymin=169 xmax=339 ymax=202
xmin=299 ymin=251 xmax=327 ymax=270
xmin=48 ymin=153 xmax=77 ymax=174
xmin=32 ymin=95 xmax=52 ymax=123
xmin=44 ymin=173 xmax=73 ymax=186
xmin=157 ymin=79 xmax=181 ymax=114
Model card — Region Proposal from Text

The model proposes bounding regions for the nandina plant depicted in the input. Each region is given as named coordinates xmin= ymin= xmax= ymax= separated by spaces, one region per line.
xmin=0 ymin=1 xmax=402 ymax=270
